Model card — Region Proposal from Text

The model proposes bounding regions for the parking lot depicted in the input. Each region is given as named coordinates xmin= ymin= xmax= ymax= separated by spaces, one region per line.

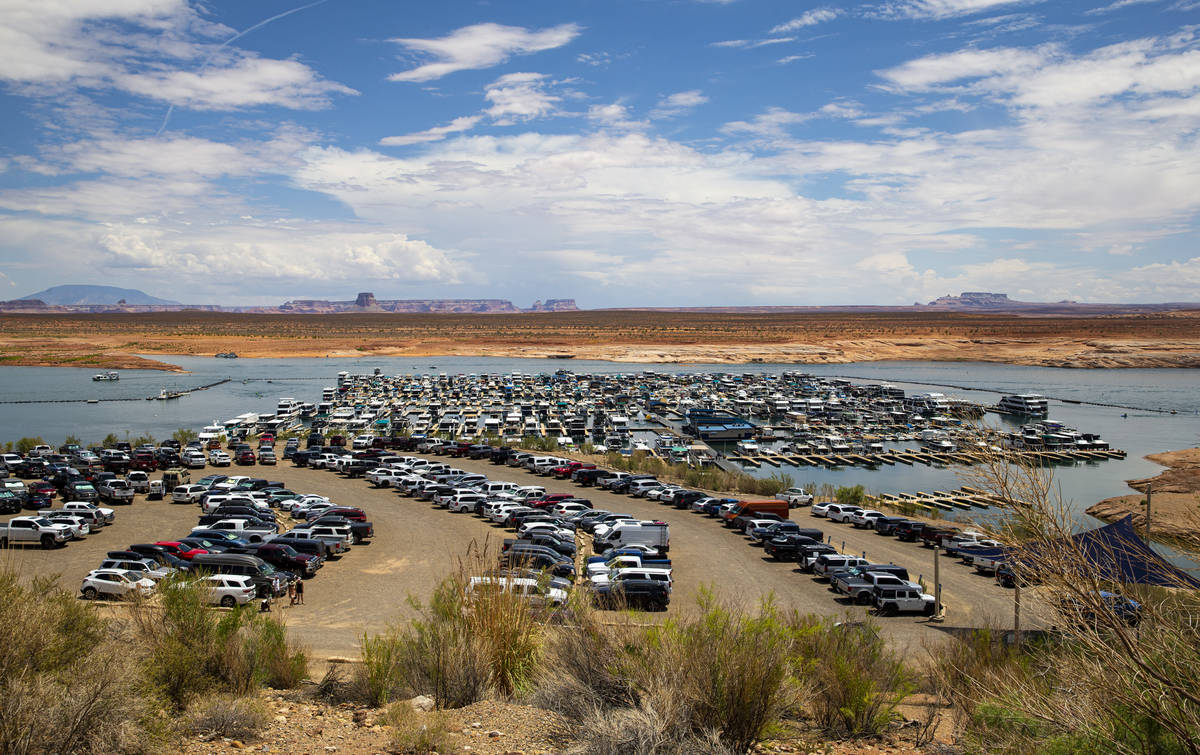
xmin=3 ymin=456 xmax=1034 ymax=659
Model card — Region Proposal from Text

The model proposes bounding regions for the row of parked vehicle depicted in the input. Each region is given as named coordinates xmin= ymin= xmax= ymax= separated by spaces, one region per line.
xmin=541 ymin=464 xmax=939 ymax=617
xmin=807 ymin=502 xmax=1017 ymax=588
xmin=295 ymin=444 xmax=674 ymax=611
xmin=78 ymin=471 xmax=374 ymax=604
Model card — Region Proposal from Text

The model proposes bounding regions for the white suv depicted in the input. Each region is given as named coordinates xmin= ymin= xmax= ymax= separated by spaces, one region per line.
xmin=80 ymin=569 xmax=154 ymax=600
xmin=208 ymin=450 xmax=231 ymax=466
xmin=196 ymin=575 xmax=258 ymax=607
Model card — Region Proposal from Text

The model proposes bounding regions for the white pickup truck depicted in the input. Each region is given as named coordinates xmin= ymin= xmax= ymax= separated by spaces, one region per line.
xmin=775 ymin=487 xmax=815 ymax=507
xmin=0 ymin=516 xmax=72 ymax=548
xmin=366 ymin=468 xmax=405 ymax=487
xmin=97 ymin=478 xmax=135 ymax=504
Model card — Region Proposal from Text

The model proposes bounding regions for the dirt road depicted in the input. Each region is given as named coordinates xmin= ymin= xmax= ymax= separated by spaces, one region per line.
xmin=4 ymin=457 xmax=1029 ymax=659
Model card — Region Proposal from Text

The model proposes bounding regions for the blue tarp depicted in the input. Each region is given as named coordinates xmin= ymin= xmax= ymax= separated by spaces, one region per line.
xmin=960 ymin=516 xmax=1200 ymax=588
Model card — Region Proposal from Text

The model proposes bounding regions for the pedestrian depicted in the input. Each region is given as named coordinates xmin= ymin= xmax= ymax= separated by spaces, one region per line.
xmin=287 ymin=582 xmax=296 ymax=605
xmin=295 ymin=579 xmax=304 ymax=605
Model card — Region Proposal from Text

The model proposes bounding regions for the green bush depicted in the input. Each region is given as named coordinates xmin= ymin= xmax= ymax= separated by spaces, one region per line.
xmin=835 ymin=485 xmax=867 ymax=507
xmin=0 ymin=573 xmax=164 ymax=753
xmin=136 ymin=579 xmax=307 ymax=709
xmin=381 ymin=703 xmax=454 ymax=755
xmin=797 ymin=619 xmax=913 ymax=736
xmin=14 ymin=436 xmax=46 ymax=454
xmin=357 ymin=567 xmax=547 ymax=709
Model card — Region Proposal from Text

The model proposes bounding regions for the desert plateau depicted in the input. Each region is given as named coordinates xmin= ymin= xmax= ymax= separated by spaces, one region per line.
xmin=2 ymin=309 xmax=1199 ymax=371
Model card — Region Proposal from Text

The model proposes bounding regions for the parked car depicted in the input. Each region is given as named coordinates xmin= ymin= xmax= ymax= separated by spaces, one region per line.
xmin=0 ymin=516 xmax=72 ymax=548
xmin=80 ymin=569 xmax=155 ymax=600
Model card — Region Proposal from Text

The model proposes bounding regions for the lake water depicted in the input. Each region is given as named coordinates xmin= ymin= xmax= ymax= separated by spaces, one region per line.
xmin=1 ymin=356 xmax=1198 ymax=527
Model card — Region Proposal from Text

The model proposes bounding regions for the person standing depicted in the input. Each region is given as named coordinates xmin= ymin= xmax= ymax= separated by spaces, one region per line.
xmin=287 ymin=582 xmax=297 ymax=606
xmin=295 ymin=579 xmax=304 ymax=605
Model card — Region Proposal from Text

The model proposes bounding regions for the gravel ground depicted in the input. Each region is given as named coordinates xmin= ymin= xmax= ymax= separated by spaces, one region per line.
xmin=3 ymin=455 xmax=1033 ymax=660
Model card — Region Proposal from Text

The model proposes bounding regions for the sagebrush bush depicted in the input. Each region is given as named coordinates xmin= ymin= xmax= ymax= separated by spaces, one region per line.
xmin=135 ymin=577 xmax=308 ymax=708
xmin=381 ymin=703 xmax=453 ymax=755
xmin=358 ymin=561 xmax=548 ymax=709
xmin=185 ymin=695 xmax=269 ymax=740
xmin=797 ymin=618 xmax=913 ymax=736
xmin=536 ymin=593 xmax=805 ymax=753
xmin=0 ymin=573 xmax=164 ymax=754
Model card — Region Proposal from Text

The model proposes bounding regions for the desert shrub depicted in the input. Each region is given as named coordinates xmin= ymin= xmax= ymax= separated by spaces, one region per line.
xmin=172 ymin=427 xmax=199 ymax=444
xmin=537 ymin=593 xmax=802 ymax=753
xmin=381 ymin=703 xmax=453 ymax=755
xmin=358 ymin=564 xmax=547 ymax=709
xmin=136 ymin=579 xmax=307 ymax=708
xmin=358 ymin=629 xmax=411 ymax=707
xmin=185 ymin=695 xmax=268 ymax=740
xmin=835 ymin=485 xmax=867 ymax=507
xmin=14 ymin=436 xmax=45 ymax=454
xmin=0 ymin=572 xmax=163 ymax=754
xmin=795 ymin=618 xmax=913 ymax=736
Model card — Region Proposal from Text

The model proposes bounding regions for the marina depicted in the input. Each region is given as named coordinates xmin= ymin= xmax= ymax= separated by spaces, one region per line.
xmin=0 ymin=356 xmax=1197 ymax=529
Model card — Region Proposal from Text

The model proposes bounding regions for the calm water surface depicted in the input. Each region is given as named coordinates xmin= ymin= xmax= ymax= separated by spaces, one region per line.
xmin=1 ymin=356 xmax=1197 ymax=528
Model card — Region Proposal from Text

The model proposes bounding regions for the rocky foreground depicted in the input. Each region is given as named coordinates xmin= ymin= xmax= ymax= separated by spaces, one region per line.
xmin=179 ymin=687 xmax=933 ymax=755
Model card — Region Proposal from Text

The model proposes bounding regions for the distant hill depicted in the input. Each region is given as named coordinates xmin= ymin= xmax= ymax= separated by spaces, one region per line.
xmin=19 ymin=285 xmax=180 ymax=306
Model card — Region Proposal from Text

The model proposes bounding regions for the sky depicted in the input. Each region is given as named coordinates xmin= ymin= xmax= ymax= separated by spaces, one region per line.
xmin=0 ymin=0 xmax=1198 ymax=307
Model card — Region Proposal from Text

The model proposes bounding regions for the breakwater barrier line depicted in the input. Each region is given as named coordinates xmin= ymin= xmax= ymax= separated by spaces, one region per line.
xmin=824 ymin=374 xmax=1189 ymax=415
xmin=0 ymin=378 xmax=231 ymax=405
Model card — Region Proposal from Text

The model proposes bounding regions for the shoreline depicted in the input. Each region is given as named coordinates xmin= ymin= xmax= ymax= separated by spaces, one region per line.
xmin=1 ymin=337 xmax=1198 ymax=373
xmin=1086 ymin=448 xmax=1200 ymax=539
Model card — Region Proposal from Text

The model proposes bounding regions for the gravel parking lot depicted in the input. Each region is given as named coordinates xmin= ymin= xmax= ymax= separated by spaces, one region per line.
xmin=3 ymin=456 xmax=1033 ymax=659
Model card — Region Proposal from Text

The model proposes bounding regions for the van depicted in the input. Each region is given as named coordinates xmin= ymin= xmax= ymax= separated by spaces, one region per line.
xmin=161 ymin=468 xmax=191 ymax=490
xmin=478 ymin=481 xmax=518 ymax=496
xmin=190 ymin=553 xmax=287 ymax=598
xmin=596 ymin=521 xmax=670 ymax=553
xmin=720 ymin=500 xmax=788 ymax=527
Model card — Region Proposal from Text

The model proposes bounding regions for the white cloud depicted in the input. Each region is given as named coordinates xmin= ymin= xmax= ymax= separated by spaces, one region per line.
xmin=1086 ymin=0 xmax=1160 ymax=14
xmin=388 ymin=23 xmax=581 ymax=82
xmin=877 ymin=46 xmax=1050 ymax=89
xmin=778 ymin=54 xmax=814 ymax=64
xmin=117 ymin=56 xmax=357 ymax=110
xmin=380 ymin=116 xmax=483 ymax=147
xmin=713 ymin=37 xmax=795 ymax=48
xmin=872 ymin=0 xmax=1044 ymax=20
xmin=587 ymin=103 xmax=646 ymax=130
xmin=650 ymin=90 xmax=709 ymax=119
xmin=721 ymin=107 xmax=812 ymax=137
xmin=0 ymin=0 xmax=354 ymax=112
xmin=94 ymin=224 xmax=465 ymax=284
xmin=770 ymin=9 xmax=840 ymax=34
xmin=484 ymin=72 xmax=561 ymax=123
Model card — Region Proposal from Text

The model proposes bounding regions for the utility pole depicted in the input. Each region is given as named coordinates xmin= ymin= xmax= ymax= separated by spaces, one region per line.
xmin=1145 ymin=480 xmax=1153 ymax=541
xmin=1014 ymin=583 xmax=1021 ymax=649
xmin=932 ymin=546 xmax=944 ymax=622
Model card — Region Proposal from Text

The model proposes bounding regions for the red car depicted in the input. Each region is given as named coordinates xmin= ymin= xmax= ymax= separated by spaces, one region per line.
xmin=530 ymin=493 xmax=576 ymax=509
xmin=30 ymin=482 xmax=57 ymax=499
xmin=236 ymin=450 xmax=257 ymax=465
xmin=446 ymin=442 xmax=472 ymax=458
xmin=131 ymin=452 xmax=157 ymax=472
xmin=154 ymin=541 xmax=207 ymax=560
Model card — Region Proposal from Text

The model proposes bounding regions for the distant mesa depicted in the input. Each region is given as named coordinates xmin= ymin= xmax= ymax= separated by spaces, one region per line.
xmin=20 ymin=284 xmax=180 ymax=306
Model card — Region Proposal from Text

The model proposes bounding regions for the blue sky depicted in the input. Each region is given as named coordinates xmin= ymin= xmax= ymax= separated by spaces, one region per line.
xmin=0 ymin=0 xmax=1198 ymax=307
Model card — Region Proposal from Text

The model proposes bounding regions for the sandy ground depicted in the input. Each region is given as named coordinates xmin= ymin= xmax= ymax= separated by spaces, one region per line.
xmin=2 ymin=456 xmax=1031 ymax=663
xmin=2 ymin=310 xmax=1199 ymax=370
xmin=1086 ymin=447 xmax=1200 ymax=539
